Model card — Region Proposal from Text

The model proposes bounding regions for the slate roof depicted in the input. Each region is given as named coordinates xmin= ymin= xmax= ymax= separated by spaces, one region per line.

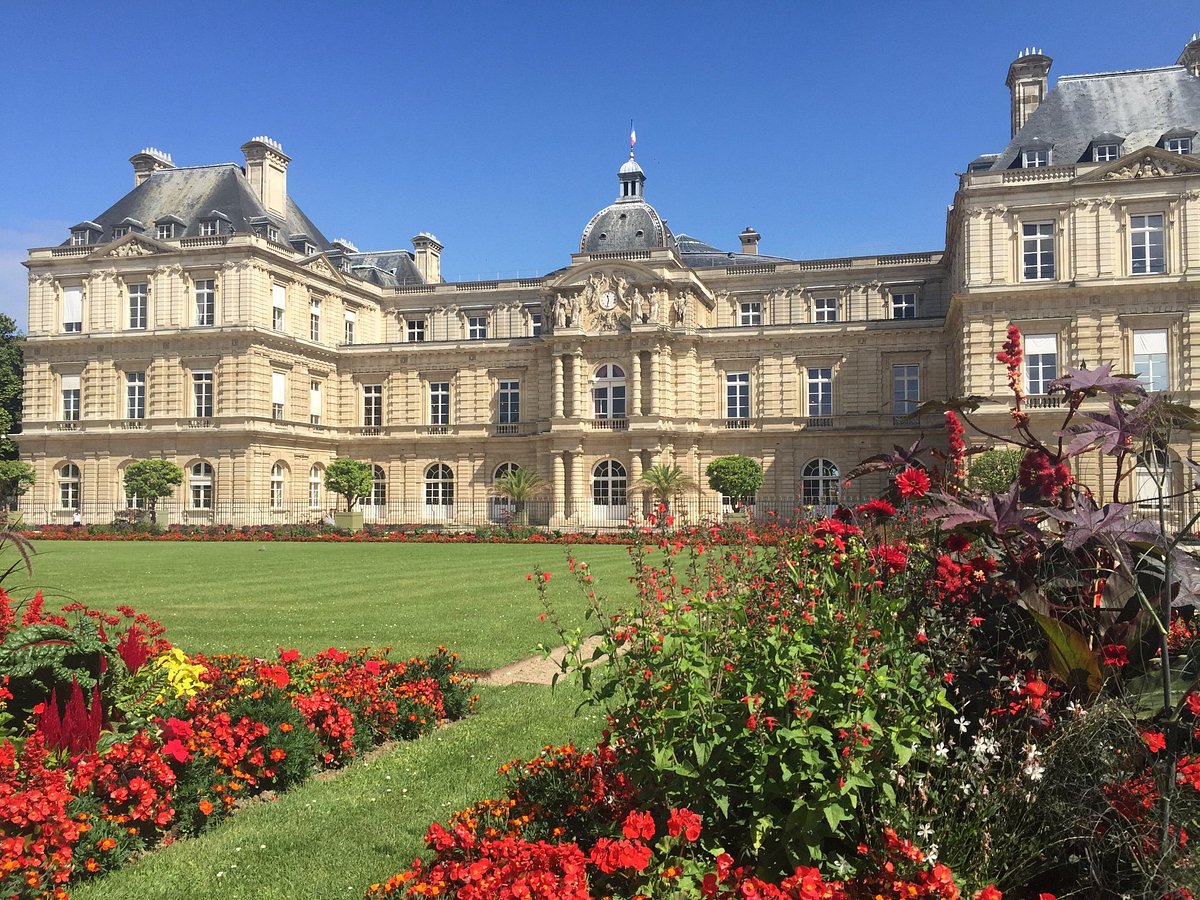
xmin=340 ymin=250 xmax=425 ymax=287
xmin=579 ymin=199 xmax=676 ymax=254
xmin=65 ymin=164 xmax=333 ymax=249
xmin=675 ymin=233 xmax=793 ymax=268
xmin=991 ymin=65 xmax=1200 ymax=169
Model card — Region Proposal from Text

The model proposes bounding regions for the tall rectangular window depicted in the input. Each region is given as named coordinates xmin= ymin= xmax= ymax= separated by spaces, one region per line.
xmin=195 ymin=279 xmax=215 ymax=326
xmin=1022 ymin=222 xmax=1055 ymax=280
xmin=739 ymin=302 xmax=762 ymax=326
xmin=430 ymin=382 xmax=450 ymax=426
xmin=892 ymin=364 xmax=920 ymax=416
xmin=891 ymin=292 xmax=916 ymax=319
xmin=128 ymin=284 xmax=147 ymax=330
xmin=310 ymin=380 xmax=322 ymax=425
xmin=530 ymin=312 xmax=542 ymax=337
xmin=272 ymin=284 xmax=286 ymax=331
xmin=343 ymin=310 xmax=356 ymax=344
xmin=1024 ymin=334 xmax=1058 ymax=396
xmin=362 ymin=384 xmax=382 ymax=427
xmin=192 ymin=371 xmax=213 ymax=418
xmin=62 ymin=287 xmax=82 ymax=333
xmin=1130 ymin=214 xmax=1165 ymax=275
xmin=126 ymin=372 xmax=145 ymax=420
xmin=498 ymin=380 xmax=520 ymax=424
xmin=309 ymin=300 xmax=321 ymax=342
xmin=468 ymin=316 xmax=488 ymax=340
xmin=1133 ymin=329 xmax=1169 ymax=392
xmin=407 ymin=319 xmax=425 ymax=342
xmin=814 ymin=297 xmax=838 ymax=323
xmin=806 ymin=367 xmax=833 ymax=417
xmin=271 ymin=371 xmax=286 ymax=420
xmin=726 ymin=372 xmax=750 ymax=419
xmin=61 ymin=375 xmax=80 ymax=421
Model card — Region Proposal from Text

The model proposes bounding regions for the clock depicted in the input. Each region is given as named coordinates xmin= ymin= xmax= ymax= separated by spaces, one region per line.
xmin=599 ymin=290 xmax=617 ymax=311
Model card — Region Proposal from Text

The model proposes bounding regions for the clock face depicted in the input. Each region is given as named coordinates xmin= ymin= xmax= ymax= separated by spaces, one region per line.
xmin=599 ymin=290 xmax=617 ymax=311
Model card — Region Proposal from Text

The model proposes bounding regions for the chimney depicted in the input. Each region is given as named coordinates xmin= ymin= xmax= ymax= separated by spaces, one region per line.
xmin=1006 ymin=48 xmax=1053 ymax=138
xmin=241 ymin=136 xmax=291 ymax=217
xmin=129 ymin=147 xmax=174 ymax=187
xmin=1180 ymin=32 xmax=1200 ymax=78
xmin=738 ymin=226 xmax=761 ymax=256
xmin=411 ymin=233 xmax=443 ymax=284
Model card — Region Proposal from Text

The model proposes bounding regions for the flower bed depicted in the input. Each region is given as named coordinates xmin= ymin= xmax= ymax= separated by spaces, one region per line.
xmin=0 ymin=590 xmax=476 ymax=898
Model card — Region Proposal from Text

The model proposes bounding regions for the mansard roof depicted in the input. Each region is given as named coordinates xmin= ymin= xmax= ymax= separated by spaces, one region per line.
xmin=991 ymin=65 xmax=1200 ymax=170
xmin=675 ymin=233 xmax=793 ymax=268
xmin=340 ymin=249 xmax=425 ymax=287
xmin=66 ymin=164 xmax=332 ymax=248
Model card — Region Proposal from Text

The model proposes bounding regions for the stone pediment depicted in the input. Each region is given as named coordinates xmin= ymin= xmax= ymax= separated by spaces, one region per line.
xmin=546 ymin=263 xmax=714 ymax=333
xmin=1074 ymin=145 xmax=1200 ymax=184
xmin=303 ymin=253 xmax=346 ymax=284
xmin=89 ymin=234 xmax=172 ymax=259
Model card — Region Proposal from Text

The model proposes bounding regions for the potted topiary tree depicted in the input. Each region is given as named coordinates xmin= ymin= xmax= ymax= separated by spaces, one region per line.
xmin=0 ymin=459 xmax=34 ymax=527
xmin=324 ymin=458 xmax=373 ymax=531
xmin=705 ymin=455 xmax=763 ymax=521
xmin=122 ymin=459 xmax=183 ymax=526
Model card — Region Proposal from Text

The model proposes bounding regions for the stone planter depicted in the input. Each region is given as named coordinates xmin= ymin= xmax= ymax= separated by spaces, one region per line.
xmin=334 ymin=510 xmax=364 ymax=532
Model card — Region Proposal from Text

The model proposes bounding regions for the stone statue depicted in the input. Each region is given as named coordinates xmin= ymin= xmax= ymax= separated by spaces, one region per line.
xmin=649 ymin=289 xmax=662 ymax=324
xmin=569 ymin=293 xmax=582 ymax=327
xmin=631 ymin=289 xmax=645 ymax=324
xmin=672 ymin=293 xmax=686 ymax=326
xmin=554 ymin=297 xmax=567 ymax=329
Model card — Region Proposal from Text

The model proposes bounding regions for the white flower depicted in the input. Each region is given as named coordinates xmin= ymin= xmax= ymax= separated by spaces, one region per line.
xmin=1022 ymin=744 xmax=1045 ymax=781
xmin=1008 ymin=674 xmax=1024 ymax=692
xmin=953 ymin=715 xmax=970 ymax=734
xmin=973 ymin=734 xmax=1000 ymax=761
xmin=934 ymin=742 xmax=950 ymax=760
xmin=917 ymin=822 xmax=934 ymax=839
xmin=926 ymin=844 xmax=939 ymax=862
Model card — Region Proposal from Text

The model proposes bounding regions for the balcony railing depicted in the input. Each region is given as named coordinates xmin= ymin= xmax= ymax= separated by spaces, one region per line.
xmin=56 ymin=421 xmax=79 ymax=431
xmin=424 ymin=424 xmax=450 ymax=435
xmin=1026 ymin=395 xmax=1063 ymax=409
xmin=723 ymin=418 xmax=752 ymax=429
xmin=590 ymin=417 xmax=629 ymax=431
xmin=186 ymin=418 xmax=214 ymax=429
xmin=804 ymin=416 xmax=834 ymax=429
xmin=120 ymin=420 xmax=145 ymax=429
xmin=358 ymin=427 xmax=382 ymax=436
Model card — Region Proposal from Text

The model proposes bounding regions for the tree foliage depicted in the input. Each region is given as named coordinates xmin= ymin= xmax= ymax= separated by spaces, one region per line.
xmin=966 ymin=448 xmax=1023 ymax=495
xmin=705 ymin=456 xmax=763 ymax=509
xmin=632 ymin=463 xmax=698 ymax=506
xmin=491 ymin=467 xmax=548 ymax=505
xmin=0 ymin=459 xmax=34 ymax=508
xmin=123 ymin=460 xmax=183 ymax=524
xmin=0 ymin=314 xmax=23 ymax=460
xmin=324 ymin=458 xmax=373 ymax=511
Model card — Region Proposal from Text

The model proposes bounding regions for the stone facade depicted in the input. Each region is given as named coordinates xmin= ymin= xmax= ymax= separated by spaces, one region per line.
xmin=17 ymin=39 xmax=1200 ymax=528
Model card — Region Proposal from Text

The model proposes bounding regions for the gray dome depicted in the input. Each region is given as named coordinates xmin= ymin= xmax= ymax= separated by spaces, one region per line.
xmin=580 ymin=151 xmax=674 ymax=253
xmin=580 ymin=201 xmax=675 ymax=253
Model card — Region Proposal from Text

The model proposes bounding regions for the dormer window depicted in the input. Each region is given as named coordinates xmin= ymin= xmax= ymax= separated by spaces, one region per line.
xmin=1166 ymin=136 xmax=1193 ymax=155
xmin=157 ymin=223 xmax=174 ymax=240
xmin=1093 ymin=144 xmax=1119 ymax=162
xmin=112 ymin=226 xmax=129 ymax=240
xmin=304 ymin=243 xmax=317 ymax=256
xmin=68 ymin=221 xmax=101 ymax=246
xmin=267 ymin=226 xmax=280 ymax=242
xmin=1022 ymin=148 xmax=1051 ymax=168
xmin=70 ymin=231 xmax=89 ymax=246
xmin=198 ymin=221 xmax=218 ymax=237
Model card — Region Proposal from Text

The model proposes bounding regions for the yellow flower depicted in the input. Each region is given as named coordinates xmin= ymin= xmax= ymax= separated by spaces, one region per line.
xmin=154 ymin=647 xmax=208 ymax=697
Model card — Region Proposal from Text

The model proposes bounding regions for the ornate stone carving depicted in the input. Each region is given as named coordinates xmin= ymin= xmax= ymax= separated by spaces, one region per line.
xmin=1104 ymin=154 xmax=1195 ymax=181
xmin=108 ymin=239 xmax=157 ymax=257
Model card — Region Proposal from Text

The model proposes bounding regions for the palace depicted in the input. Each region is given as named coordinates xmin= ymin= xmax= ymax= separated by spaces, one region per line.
xmin=17 ymin=36 xmax=1200 ymax=528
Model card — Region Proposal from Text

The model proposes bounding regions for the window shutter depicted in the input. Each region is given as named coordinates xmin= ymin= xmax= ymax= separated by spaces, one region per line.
xmin=310 ymin=383 xmax=321 ymax=416
xmin=272 ymin=372 xmax=286 ymax=405
xmin=1134 ymin=330 xmax=1168 ymax=355
xmin=272 ymin=284 xmax=287 ymax=310
xmin=60 ymin=374 xmax=80 ymax=392
xmin=1024 ymin=334 xmax=1057 ymax=355
xmin=63 ymin=287 xmax=82 ymax=323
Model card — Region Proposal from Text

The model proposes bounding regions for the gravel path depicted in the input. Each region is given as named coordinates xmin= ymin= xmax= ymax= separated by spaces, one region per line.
xmin=476 ymin=634 xmax=607 ymax=687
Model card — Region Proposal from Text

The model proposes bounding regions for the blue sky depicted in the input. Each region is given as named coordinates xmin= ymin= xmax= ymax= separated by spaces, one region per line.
xmin=1 ymin=1 xmax=1196 ymax=326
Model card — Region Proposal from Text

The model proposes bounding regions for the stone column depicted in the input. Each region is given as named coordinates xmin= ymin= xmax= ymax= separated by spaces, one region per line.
xmin=552 ymin=451 xmax=566 ymax=528
xmin=553 ymin=355 xmax=564 ymax=418
xmin=576 ymin=350 xmax=588 ymax=419
xmin=570 ymin=449 xmax=585 ymax=522
xmin=649 ymin=347 xmax=660 ymax=414
xmin=631 ymin=351 xmax=642 ymax=416
xmin=629 ymin=450 xmax=644 ymax=519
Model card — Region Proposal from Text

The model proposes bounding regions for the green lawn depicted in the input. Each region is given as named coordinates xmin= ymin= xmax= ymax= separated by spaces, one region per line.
xmin=71 ymin=684 xmax=604 ymax=900
xmin=5 ymin=541 xmax=635 ymax=671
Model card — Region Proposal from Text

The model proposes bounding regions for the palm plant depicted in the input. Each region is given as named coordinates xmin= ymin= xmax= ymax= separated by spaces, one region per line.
xmin=633 ymin=463 xmax=698 ymax=520
xmin=491 ymin=467 xmax=549 ymax=525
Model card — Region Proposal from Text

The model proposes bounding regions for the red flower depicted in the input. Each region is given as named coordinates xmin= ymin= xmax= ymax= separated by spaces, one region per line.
xmin=667 ymin=807 xmax=702 ymax=841
xmin=1144 ymin=730 xmax=1167 ymax=753
xmin=895 ymin=467 xmax=931 ymax=499
xmin=162 ymin=738 xmax=191 ymax=763
xmin=540 ymin=572 xmax=552 ymax=583
xmin=622 ymin=809 xmax=655 ymax=841
xmin=1102 ymin=643 xmax=1130 ymax=668
xmin=199 ymin=798 xmax=214 ymax=815
xmin=854 ymin=498 xmax=896 ymax=519
xmin=279 ymin=648 xmax=301 ymax=664
xmin=977 ymin=887 xmax=1003 ymax=900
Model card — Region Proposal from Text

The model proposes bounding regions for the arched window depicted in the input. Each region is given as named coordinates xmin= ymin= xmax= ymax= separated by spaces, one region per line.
xmin=1136 ymin=448 xmax=1172 ymax=509
xmin=802 ymin=458 xmax=840 ymax=507
xmin=309 ymin=464 xmax=324 ymax=509
xmin=370 ymin=464 xmax=387 ymax=507
xmin=270 ymin=463 xmax=287 ymax=509
xmin=426 ymin=463 xmax=454 ymax=506
xmin=593 ymin=364 xmax=627 ymax=419
xmin=592 ymin=460 xmax=628 ymax=507
xmin=494 ymin=462 xmax=520 ymax=481
xmin=59 ymin=463 xmax=80 ymax=510
xmin=189 ymin=462 xmax=213 ymax=510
